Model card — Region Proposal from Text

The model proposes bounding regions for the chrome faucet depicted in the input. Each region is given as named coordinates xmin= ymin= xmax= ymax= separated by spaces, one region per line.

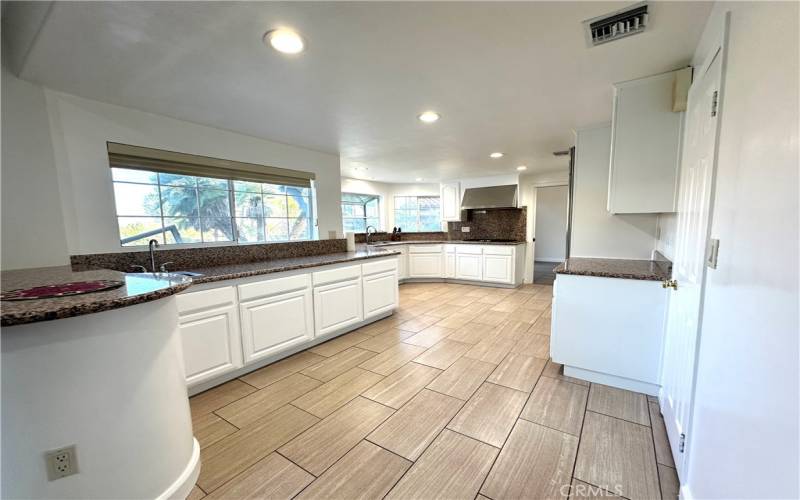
xmin=148 ymin=239 xmax=159 ymax=273
xmin=365 ymin=225 xmax=378 ymax=245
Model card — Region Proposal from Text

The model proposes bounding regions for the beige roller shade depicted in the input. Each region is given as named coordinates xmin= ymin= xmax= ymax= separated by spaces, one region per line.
xmin=107 ymin=142 xmax=316 ymax=188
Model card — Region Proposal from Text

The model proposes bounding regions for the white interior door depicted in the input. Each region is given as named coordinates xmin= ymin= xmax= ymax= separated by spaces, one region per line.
xmin=660 ymin=47 xmax=724 ymax=480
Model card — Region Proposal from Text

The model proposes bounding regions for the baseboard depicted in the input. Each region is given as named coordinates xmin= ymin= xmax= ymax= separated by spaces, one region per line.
xmin=535 ymin=258 xmax=565 ymax=263
xmin=400 ymin=277 xmax=520 ymax=289
xmin=157 ymin=438 xmax=200 ymax=500
xmin=563 ymin=366 xmax=660 ymax=396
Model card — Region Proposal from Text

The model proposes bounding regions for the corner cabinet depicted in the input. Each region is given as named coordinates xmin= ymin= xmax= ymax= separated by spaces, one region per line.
xmin=440 ymin=182 xmax=461 ymax=221
xmin=176 ymin=286 xmax=243 ymax=386
xmin=608 ymin=69 xmax=686 ymax=214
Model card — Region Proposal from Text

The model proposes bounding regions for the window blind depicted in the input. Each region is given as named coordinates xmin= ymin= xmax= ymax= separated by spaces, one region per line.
xmin=107 ymin=142 xmax=316 ymax=188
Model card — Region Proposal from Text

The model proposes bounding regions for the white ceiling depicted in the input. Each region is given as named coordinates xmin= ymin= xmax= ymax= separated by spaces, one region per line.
xmin=6 ymin=1 xmax=712 ymax=183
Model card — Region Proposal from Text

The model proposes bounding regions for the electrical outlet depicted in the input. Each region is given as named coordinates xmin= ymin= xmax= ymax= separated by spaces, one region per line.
xmin=461 ymin=226 xmax=471 ymax=233
xmin=45 ymin=445 xmax=78 ymax=480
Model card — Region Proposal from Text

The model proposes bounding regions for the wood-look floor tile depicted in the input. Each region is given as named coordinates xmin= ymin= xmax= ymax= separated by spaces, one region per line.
xmin=529 ymin=316 xmax=552 ymax=335
xmin=362 ymin=362 xmax=442 ymax=409
xmin=413 ymin=339 xmax=471 ymax=369
xmin=487 ymin=353 xmax=546 ymax=392
xmin=647 ymin=394 xmax=659 ymax=403
xmin=190 ymin=380 xmax=257 ymax=422
xmin=198 ymin=405 xmax=319 ymax=493
xmin=292 ymin=367 xmax=384 ymax=418
xmin=193 ymin=412 xmax=238 ymax=449
xmin=471 ymin=310 xmax=509 ymax=327
xmin=493 ymin=320 xmax=532 ymax=343
xmin=570 ymin=479 xmax=623 ymax=498
xmin=587 ymin=384 xmax=649 ymax=426
xmin=447 ymin=382 xmax=528 ymax=447
xmin=300 ymin=347 xmax=376 ymax=382
xmin=481 ymin=419 xmax=578 ymax=500
xmin=402 ymin=324 xmax=454 ymax=348
xmin=355 ymin=315 xmax=404 ymax=336
xmin=434 ymin=311 xmax=477 ymax=329
xmin=447 ymin=322 xmax=499 ymax=344
xmin=216 ymin=373 xmax=322 ymax=428
xmin=368 ymin=389 xmax=463 ymax=461
xmin=296 ymin=441 xmax=411 ymax=500
xmin=476 ymin=293 xmax=504 ymax=305
xmin=489 ymin=300 xmax=521 ymax=313
xmin=385 ymin=430 xmax=498 ymax=500
xmin=397 ymin=314 xmax=440 ymax=333
xmin=204 ymin=453 xmax=313 ymax=500
xmin=279 ymin=397 xmax=394 ymax=476
xmin=358 ymin=343 xmax=427 ymax=375
xmin=309 ymin=332 xmax=372 ymax=357
xmin=574 ymin=411 xmax=660 ymax=500
xmin=649 ymin=402 xmax=675 ymax=467
xmin=446 ymin=295 xmax=478 ymax=307
xmin=542 ymin=360 xmax=590 ymax=386
xmin=507 ymin=307 xmax=545 ymax=324
xmin=464 ymin=336 xmax=517 ymax=365
xmin=187 ymin=485 xmax=206 ymax=500
xmin=520 ymin=376 xmax=589 ymax=436
xmin=658 ymin=464 xmax=680 ymax=500
xmin=512 ymin=333 xmax=550 ymax=359
xmin=239 ymin=351 xmax=327 ymax=389
xmin=425 ymin=303 xmax=463 ymax=318
xmin=519 ymin=297 xmax=551 ymax=311
xmin=426 ymin=357 xmax=496 ymax=400
xmin=356 ymin=328 xmax=416 ymax=353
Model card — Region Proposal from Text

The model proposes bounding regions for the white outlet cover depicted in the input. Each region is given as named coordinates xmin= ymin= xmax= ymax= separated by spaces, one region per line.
xmin=461 ymin=227 xmax=471 ymax=232
xmin=45 ymin=445 xmax=78 ymax=481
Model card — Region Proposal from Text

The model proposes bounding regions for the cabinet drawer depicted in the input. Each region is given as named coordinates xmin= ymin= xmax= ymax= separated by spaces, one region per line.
xmin=483 ymin=245 xmax=514 ymax=256
xmin=455 ymin=245 xmax=483 ymax=255
xmin=409 ymin=244 xmax=442 ymax=254
xmin=312 ymin=264 xmax=361 ymax=286
xmin=362 ymin=257 xmax=398 ymax=276
xmin=176 ymin=286 xmax=236 ymax=316
xmin=238 ymin=274 xmax=310 ymax=302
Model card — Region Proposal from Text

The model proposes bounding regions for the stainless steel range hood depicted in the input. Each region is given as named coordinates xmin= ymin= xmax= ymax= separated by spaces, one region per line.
xmin=460 ymin=185 xmax=518 ymax=210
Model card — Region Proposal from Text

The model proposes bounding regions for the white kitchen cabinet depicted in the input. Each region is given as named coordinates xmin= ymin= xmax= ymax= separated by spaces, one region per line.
xmin=238 ymin=275 xmax=314 ymax=364
xmin=608 ymin=69 xmax=685 ymax=214
xmin=482 ymin=246 xmax=514 ymax=284
xmin=313 ymin=264 xmax=364 ymax=336
xmin=397 ymin=246 xmax=409 ymax=280
xmin=455 ymin=245 xmax=483 ymax=281
xmin=176 ymin=286 xmax=243 ymax=386
xmin=440 ymin=181 xmax=461 ymax=221
xmin=362 ymin=259 xmax=399 ymax=319
xmin=444 ymin=245 xmax=456 ymax=278
xmin=408 ymin=245 xmax=443 ymax=278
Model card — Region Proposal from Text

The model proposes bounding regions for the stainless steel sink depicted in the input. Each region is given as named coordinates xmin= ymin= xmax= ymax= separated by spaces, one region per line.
xmin=171 ymin=271 xmax=204 ymax=277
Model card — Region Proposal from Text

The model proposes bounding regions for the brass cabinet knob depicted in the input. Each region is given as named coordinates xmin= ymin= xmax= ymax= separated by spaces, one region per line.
xmin=662 ymin=279 xmax=678 ymax=290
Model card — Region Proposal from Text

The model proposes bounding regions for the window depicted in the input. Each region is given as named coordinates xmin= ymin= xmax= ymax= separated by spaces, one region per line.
xmin=341 ymin=193 xmax=380 ymax=233
xmin=112 ymin=167 xmax=313 ymax=246
xmin=394 ymin=196 xmax=441 ymax=232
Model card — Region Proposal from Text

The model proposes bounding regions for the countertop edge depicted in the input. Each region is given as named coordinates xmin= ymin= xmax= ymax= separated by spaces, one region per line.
xmin=553 ymin=267 xmax=667 ymax=281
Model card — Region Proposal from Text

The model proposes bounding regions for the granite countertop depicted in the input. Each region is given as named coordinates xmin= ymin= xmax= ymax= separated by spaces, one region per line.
xmin=554 ymin=257 xmax=672 ymax=281
xmin=184 ymin=246 xmax=401 ymax=284
xmin=370 ymin=240 xmax=527 ymax=246
xmin=1 ymin=266 xmax=192 ymax=327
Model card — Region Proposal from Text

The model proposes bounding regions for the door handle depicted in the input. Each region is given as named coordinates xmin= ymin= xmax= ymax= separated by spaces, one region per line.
xmin=662 ymin=279 xmax=678 ymax=290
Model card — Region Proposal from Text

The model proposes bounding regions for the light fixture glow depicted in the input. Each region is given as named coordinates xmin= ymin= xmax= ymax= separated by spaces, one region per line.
xmin=516 ymin=165 xmax=528 ymax=171
xmin=418 ymin=111 xmax=440 ymax=123
xmin=264 ymin=29 xmax=305 ymax=54
xmin=489 ymin=152 xmax=504 ymax=159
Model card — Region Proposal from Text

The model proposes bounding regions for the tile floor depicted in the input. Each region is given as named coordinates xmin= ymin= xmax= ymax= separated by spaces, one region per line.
xmin=188 ymin=282 xmax=679 ymax=500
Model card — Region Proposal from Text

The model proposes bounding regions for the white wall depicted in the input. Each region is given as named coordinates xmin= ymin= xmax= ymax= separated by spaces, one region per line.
xmin=44 ymin=90 xmax=342 ymax=255
xmin=571 ymin=124 xmax=659 ymax=259
xmin=1 ymin=67 xmax=70 ymax=269
xmin=533 ymin=185 xmax=568 ymax=262
xmin=340 ymin=177 xmax=440 ymax=232
xmin=683 ymin=3 xmax=799 ymax=499
xmin=517 ymin=169 xmax=569 ymax=282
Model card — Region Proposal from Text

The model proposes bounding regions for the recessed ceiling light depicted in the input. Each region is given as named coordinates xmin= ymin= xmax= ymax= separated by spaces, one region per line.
xmin=264 ymin=29 xmax=305 ymax=54
xmin=516 ymin=165 xmax=527 ymax=171
xmin=415 ymin=177 xmax=423 ymax=181
xmin=490 ymin=152 xmax=504 ymax=159
xmin=417 ymin=111 xmax=440 ymax=123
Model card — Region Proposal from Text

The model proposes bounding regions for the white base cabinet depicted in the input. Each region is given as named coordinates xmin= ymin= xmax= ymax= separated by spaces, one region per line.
xmin=176 ymin=286 xmax=243 ymax=386
xmin=362 ymin=259 xmax=399 ymax=319
xmin=408 ymin=245 xmax=444 ymax=278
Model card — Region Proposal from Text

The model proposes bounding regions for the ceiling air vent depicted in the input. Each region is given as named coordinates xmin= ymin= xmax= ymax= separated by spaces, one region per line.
xmin=584 ymin=2 xmax=649 ymax=47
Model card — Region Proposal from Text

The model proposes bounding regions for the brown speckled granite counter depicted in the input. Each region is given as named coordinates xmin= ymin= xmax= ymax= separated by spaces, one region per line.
xmin=554 ymin=257 xmax=672 ymax=281
xmin=370 ymin=240 xmax=526 ymax=247
xmin=185 ymin=246 xmax=400 ymax=284
xmin=1 ymin=266 xmax=192 ymax=327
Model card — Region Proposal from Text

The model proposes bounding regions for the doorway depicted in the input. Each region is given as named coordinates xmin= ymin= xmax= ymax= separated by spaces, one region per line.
xmin=533 ymin=185 xmax=569 ymax=284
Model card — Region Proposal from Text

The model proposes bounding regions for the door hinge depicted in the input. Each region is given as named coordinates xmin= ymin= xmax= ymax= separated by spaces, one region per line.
xmin=679 ymin=433 xmax=686 ymax=453
xmin=711 ymin=90 xmax=719 ymax=117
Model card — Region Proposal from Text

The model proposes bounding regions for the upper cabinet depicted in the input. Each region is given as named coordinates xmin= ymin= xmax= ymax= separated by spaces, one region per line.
xmin=608 ymin=68 xmax=689 ymax=214
xmin=440 ymin=181 xmax=461 ymax=221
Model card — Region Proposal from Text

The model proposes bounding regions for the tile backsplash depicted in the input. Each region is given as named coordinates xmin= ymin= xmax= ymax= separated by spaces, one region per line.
xmin=447 ymin=208 xmax=526 ymax=241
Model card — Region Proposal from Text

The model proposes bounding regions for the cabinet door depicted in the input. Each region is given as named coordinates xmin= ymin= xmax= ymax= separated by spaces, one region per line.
xmin=408 ymin=253 xmax=443 ymax=278
xmin=239 ymin=288 xmax=314 ymax=364
xmin=397 ymin=248 xmax=408 ymax=280
xmin=482 ymin=254 xmax=513 ymax=283
xmin=455 ymin=254 xmax=482 ymax=281
xmin=314 ymin=279 xmax=364 ymax=336
xmin=363 ymin=270 xmax=398 ymax=318
xmin=179 ymin=303 xmax=242 ymax=387
xmin=440 ymin=182 xmax=461 ymax=221
xmin=445 ymin=253 xmax=456 ymax=278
